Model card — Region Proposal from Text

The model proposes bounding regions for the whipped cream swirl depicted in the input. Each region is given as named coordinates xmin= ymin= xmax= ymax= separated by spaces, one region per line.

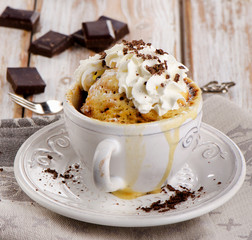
xmin=74 ymin=40 xmax=189 ymax=116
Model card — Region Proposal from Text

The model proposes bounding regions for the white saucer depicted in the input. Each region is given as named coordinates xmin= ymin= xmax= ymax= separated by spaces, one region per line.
xmin=14 ymin=120 xmax=246 ymax=227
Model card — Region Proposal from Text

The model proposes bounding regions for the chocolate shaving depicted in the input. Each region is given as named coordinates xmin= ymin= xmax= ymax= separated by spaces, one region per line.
xmin=99 ymin=51 xmax=106 ymax=59
xmin=137 ymin=184 xmax=204 ymax=213
xmin=146 ymin=63 xmax=166 ymax=75
xmin=74 ymin=164 xmax=80 ymax=169
xmin=174 ymin=73 xmax=180 ymax=82
xmin=121 ymin=39 xmax=171 ymax=77
xmin=60 ymin=168 xmax=74 ymax=179
xmin=99 ymin=52 xmax=107 ymax=67
xmin=178 ymin=65 xmax=185 ymax=69
xmin=122 ymin=39 xmax=146 ymax=51
xmin=164 ymin=60 xmax=168 ymax=70
xmin=146 ymin=54 xmax=152 ymax=60
xmin=155 ymin=49 xmax=168 ymax=55
xmin=123 ymin=47 xmax=128 ymax=55
xmin=166 ymin=184 xmax=176 ymax=191
xmin=44 ymin=168 xmax=58 ymax=179
xmin=136 ymin=52 xmax=146 ymax=59
xmin=102 ymin=60 xmax=106 ymax=67
xmin=139 ymin=190 xmax=193 ymax=212
xmin=60 ymin=173 xmax=74 ymax=179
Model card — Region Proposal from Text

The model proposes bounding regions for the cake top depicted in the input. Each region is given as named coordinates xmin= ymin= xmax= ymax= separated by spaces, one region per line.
xmin=74 ymin=40 xmax=190 ymax=116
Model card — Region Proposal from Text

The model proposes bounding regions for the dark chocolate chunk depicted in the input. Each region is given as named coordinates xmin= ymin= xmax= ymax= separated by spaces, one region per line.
xmin=72 ymin=16 xmax=129 ymax=52
xmin=29 ymin=30 xmax=73 ymax=58
xmin=71 ymin=29 xmax=86 ymax=47
xmin=0 ymin=6 xmax=40 ymax=31
xmin=82 ymin=20 xmax=115 ymax=50
xmin=7 ymin=67 xmax=46 ymax=95
xmin=71 ymin=28 xmax=108 ymax=53
xmin=98 ymin=16 xmax=129 ymax=41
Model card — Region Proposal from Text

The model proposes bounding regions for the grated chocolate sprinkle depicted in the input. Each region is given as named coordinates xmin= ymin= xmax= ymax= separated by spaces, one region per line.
xmin=137 ymin=184 xmax=204 ymax=213
xmin=178 ymin=65 xmax=185 ymax=69
xmin=166 ymin=184 xmax=176 ymax=191
xmin=99 ymin=51 xmax=106 ymax=59
xmin=123 ymin=47 xmax=128 ymax=55
xmin=121 ymin=39 xmax=172 ymax=76
xmin=60 ymin=173 xmax=74 ymax=179
xmin=146 ymin=63 xmax=166 ymax=75
xmin=155 ymin=48 xmax=168 ymax=55
xmin=44 ymin=168 xmax=58 ymax=179
xmin=174 ymin=73 xmax=180 ymax=82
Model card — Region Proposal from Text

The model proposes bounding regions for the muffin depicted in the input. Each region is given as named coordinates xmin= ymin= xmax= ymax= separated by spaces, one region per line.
xmin=74 ymin=40 xmax=201 ymax=123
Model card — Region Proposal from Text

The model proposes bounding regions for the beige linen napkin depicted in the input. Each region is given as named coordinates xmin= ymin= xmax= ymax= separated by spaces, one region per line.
xmin=0 ymin=95 xmax=251 ymax=240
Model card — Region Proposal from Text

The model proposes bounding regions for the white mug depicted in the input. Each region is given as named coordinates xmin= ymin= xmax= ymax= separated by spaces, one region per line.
xmin=64 ymin=83 xmax=202 ymax=198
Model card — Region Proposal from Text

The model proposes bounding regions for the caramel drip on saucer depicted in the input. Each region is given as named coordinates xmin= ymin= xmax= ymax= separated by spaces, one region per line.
xmin=112 ymin=187 xmax=161 ymax=200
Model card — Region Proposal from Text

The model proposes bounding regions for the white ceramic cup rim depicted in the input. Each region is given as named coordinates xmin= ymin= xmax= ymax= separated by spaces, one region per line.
xmin=64 ymin=96 xmax=202 ymax=136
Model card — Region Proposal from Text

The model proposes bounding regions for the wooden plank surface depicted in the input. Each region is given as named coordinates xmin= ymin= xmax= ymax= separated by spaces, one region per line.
xmin=0 ymin=0 xmax=35 ymax=119
xmin=183 ymin=0 xmax=252 ymax=111
xmin=1 ymin=0 xmax=251 ymax=119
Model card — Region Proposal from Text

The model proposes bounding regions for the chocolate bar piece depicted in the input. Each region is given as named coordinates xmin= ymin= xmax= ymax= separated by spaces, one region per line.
xmin=0 ymin=6 xmax=40 ymax=31
xmin=82 ymin=20 xmax=115 ymax=50
xmin=29 ymin=30 xmax=73 ymax=58
xmin=7 ymin=67 xmax=46 ymax=95
xmin=71 ymin=29 xmax=86 ymax=47
xmin=71 ymin=29 xmax=106 ymax=52
xmin=73 ymin=16 xmax=129 ymax=52
xmin=98 ymin=16 xmax=129 ymax=41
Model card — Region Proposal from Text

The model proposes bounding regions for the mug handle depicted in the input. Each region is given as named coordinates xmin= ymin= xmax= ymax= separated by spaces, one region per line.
xmin=93 ymin=138 xmax=125 ymax=192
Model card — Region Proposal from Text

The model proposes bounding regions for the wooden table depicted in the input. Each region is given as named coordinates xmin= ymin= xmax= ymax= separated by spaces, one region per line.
xmin=0 ymin=0 xmax=251 ymax=119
